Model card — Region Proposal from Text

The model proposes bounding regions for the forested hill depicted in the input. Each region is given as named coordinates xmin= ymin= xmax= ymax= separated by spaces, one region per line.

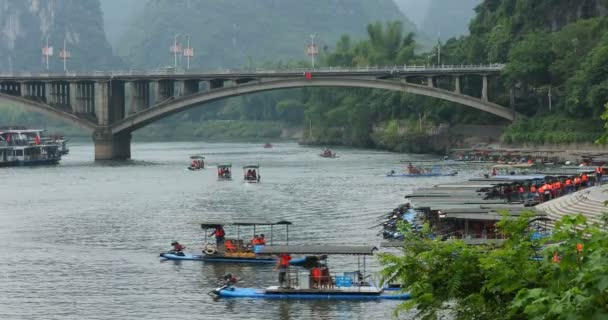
xmin=421 ymin=0 xmax=480 ymax=39
xmin=0 ymin=0 xmax=120 ymax=72
xmin=116 ymin=0 xmax=415 ymax=69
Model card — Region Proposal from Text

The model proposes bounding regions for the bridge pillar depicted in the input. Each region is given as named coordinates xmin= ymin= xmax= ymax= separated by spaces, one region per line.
xmin=44 ymin=82 xmax=53 ymax=104
xmin=93 ymin=129 xmax=131 ymax=160
xmin=110 ymin=81 xmax=126 ymax=122
xmin=481 ymin=75 xmax=488 ymax=102
xmin=179 ymin=80 xmax=199 ymax=96
xmin=209 ymin=79 xmax=224 ymax=90
xmin=153 ymin=80 xmax=174 ymax=103
xmin=426 ymin=76 xmax=434 ymax=88
xmin=127 ymin=81 xmax=149 ymax=114
xmin=454 ymin=76 xmax=461 ymax=94
xmin=69 ymin=82 xmax=82 ymax=113
xmin=95 ymin=81 xmax=109 ymax=126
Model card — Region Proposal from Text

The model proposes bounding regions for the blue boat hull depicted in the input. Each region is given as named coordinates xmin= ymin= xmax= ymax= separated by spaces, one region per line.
xmin=216 ymin=287 xmax=411 ymax=300
xmin=159 ymin=253 xmax=306 ymax=265
xmin=386 ymin=172 xmax=457 ymax=177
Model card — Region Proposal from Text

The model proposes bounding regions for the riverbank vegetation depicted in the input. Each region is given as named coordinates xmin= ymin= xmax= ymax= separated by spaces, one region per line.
xmin=380 ymin=213 xmax=608 ymax=320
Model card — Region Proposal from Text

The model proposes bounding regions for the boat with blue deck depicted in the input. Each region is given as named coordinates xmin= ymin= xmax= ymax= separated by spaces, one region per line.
xmin=160 ymin=220 xmax=306 ymax=265
xmin=211 ymin=245 xmax=411 ymax=300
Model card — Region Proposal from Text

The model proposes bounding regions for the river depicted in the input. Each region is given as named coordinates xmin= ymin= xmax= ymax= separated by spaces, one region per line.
xmin=0 ymin=141 xmax=483 ymax=320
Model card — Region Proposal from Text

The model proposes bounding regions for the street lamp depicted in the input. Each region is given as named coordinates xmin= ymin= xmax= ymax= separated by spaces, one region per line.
xmin=306 ymin=34 xmax=319 ymax=69
xmin=183 ymin=33 xmax=194 ymax=70
xmin=59 ymin=37 xmax=71 ymax=73
xmin=170 ymin=34 xmax=183 ymax=69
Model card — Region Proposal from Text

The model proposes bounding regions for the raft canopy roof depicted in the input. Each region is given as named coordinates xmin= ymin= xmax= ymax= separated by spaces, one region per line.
xmin=257 ymin=245 xmax=378 ymax=256
xmin=217 ymin=163 xmax=232 ymax=168
xmin=190 ymin=155 xmax=205 ymax=159
xmin=199 ymin=220 xmax=292 ymax=229
xmin=243 ymin=164 xmax=259 ymax=169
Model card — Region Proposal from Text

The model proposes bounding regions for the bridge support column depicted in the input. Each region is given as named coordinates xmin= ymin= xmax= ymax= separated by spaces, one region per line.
xmin=426 ymin=76 xmax=434 ymax=88
xmin=95 ymin=81 xmax=109 ymax=126
xmin=481 ymin=75 xmax=488 ymax=102
xmin=209 ymin=79 xmax=224 ymax=90
xmin=179 ymin=80 xmax=199 ymax=96
xmin=93 ymin=129 xmax=131 ymax=160
xmin=127 ymin=81 xmax=149 ymax=114
xmin=44 ymin=82 xmax=53 ymax=104
xmin=454 ymin=76 xmax=461 ymax=94
xmin=153 ymin=80 xmax=174 ymax=103
xmin=110 ymin=81 xmax=126 ymax=122
xmin=69 ymin=83 xmax=83 ymax=113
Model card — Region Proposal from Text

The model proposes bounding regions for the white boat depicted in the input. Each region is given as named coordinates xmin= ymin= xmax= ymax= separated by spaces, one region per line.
xmin=0 ymin=127 xmax=63 ymax=166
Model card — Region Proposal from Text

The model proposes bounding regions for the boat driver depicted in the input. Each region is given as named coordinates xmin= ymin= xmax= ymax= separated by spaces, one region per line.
xmin=170 ymin=241 xmax=186 ymax=256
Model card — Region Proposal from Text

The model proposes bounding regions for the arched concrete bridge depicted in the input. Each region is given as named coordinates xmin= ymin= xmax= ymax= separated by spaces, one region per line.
xmin=0 ymin=65 xmax=510 ymax=160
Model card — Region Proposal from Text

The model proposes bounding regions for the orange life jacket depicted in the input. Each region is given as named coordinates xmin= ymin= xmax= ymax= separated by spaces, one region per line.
xmin=565 ymin=179 xmax=572 ymax=186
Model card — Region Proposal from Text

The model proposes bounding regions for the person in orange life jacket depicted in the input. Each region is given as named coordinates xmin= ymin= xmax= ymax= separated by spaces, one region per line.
xmin=251 ymin=234 xmax=260 ymax=245
xmin=210 ymin=226 xmax=226 ymax=248
xmin=277 ymin=253 xmax=292 ymax=288
xmin=565 ymin=178 xmax=572 ymax=194
xmin=258 ymin=234 xmax=266 ymax=245
xmin=596 ymin=166 xmax=604 ymax=186
xmin=538 ymin=186 xmax=545 ymax=202
xmin=574 ymin=176 xmax=581 ymax=191
xmin=170 ymin=241 xmax=186 ymax=256
xmin=581 ymin=173 xmax=589 ymax=188
xmin=542 ymin=183 xmax=552 ymax=200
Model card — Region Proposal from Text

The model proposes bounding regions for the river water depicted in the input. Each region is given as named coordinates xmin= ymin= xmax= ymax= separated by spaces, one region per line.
xmin=0 ymin=141 xmax=482 ymax=320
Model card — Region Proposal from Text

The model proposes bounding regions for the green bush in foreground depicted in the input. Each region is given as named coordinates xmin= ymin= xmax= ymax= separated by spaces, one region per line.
xmin=380 ymin=213 xmax=608 ymax=320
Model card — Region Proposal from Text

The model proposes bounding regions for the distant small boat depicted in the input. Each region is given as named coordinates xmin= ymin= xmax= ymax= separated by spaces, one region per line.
xmin=386 ymin=172 xmax=458 ymax=177
xmin=264 ymin=143 xmax=272 ymax=148
xmin=320 ymin=149 xmax=336 ymax=158
xmin=188 ymin=155 xmax=205 ymax=170
xmin=217 ymin=163 xmax=232 ymax=180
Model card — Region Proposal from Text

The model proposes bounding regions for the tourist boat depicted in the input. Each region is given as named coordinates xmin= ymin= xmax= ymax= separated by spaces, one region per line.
xmin=160 ymin=220 xmax=306 ymax=264
xmin=264 ymin=143 xmax=272 ymax=148
xmin=243 ymin=164 xmax=260 ymax=183
xmin=211 ymin=245 xmax=411 ymax=300
xmin=217 ymin=163 xmax=232 ymax=180
xmin=46 ymin=134 xmax=69 ymax=155
xmin=319 ymin=149 xmax=336 ymax=158
xmin=386 ymin=171 xmax=458 ymax=177
xmin=188 ymin=155 xmax=205 ymax=171
xmin=0 ymin=127 xmax=64 ymax=166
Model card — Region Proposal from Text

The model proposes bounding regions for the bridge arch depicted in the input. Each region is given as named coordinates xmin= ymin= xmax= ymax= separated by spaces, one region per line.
xmin=111 ymin=78 xmax=515 ymax=135
xmin=0 ymin=93 xmax=97 ymax=132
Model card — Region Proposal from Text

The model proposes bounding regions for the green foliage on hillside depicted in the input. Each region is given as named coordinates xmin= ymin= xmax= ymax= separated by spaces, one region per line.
xmin=502 ymin=115 xmax=604 ymax=144
xmin=380 ymin=213 xmax=608 ymax=320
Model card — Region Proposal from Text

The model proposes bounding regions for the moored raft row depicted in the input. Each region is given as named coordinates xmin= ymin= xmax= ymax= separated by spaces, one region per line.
xmin=381 ymin=171 xmax=603 ymax=242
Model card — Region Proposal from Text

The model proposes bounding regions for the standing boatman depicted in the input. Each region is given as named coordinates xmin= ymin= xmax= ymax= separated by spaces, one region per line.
xmin=277 ymin=252 xmax=292 ymax=288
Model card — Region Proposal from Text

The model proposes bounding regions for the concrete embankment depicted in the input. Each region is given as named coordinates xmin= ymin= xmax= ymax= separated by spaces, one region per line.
xmin=536 ymin=185 xmax=608 ymax=227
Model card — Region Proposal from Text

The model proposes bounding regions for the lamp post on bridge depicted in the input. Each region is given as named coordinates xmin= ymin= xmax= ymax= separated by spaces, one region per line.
xmin=170 ymin=34 xmax=183 ymax=70
xmin=58 ymin=37 xmax=71 ymax=73
xmin=42 ymin=36 xmax=53 ymax=71
xmin=306 ymin=34 xmax=319 ymax=69
xmin=183 ymin=34 xmax=194 ymax=70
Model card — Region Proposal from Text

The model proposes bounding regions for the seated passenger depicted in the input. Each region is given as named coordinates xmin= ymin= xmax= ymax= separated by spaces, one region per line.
xmin=258 ymin=234 xmax=266 ymax=245
xmin=170 ymin=241 xmax=186 ymax=256
xmin=251 ymin=234 xmax=260 ymax=245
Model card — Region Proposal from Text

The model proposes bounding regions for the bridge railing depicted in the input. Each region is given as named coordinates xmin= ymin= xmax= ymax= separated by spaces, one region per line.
xmin=0 ymin=64 xmax=505 ymax=78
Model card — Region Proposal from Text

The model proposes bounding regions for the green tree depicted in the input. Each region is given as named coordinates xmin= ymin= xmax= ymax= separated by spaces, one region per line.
xmin=379 ymin=213 xmax=608 ymax=320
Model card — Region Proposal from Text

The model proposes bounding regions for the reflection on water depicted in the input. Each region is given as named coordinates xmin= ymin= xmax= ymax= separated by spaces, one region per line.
xmin=0 ymin=141 xmax=482 ymax=319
